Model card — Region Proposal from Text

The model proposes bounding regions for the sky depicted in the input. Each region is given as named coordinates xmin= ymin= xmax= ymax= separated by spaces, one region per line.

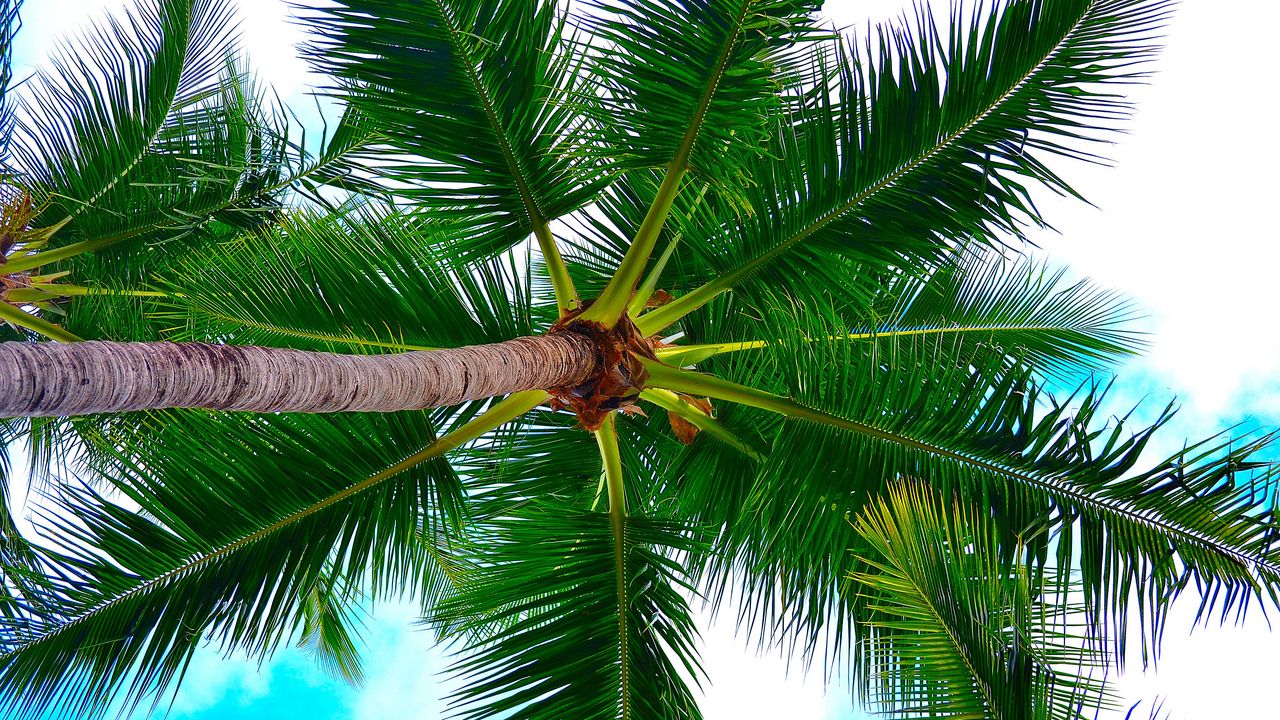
xmin=7 ymin=0 xmax=1279 ymax=718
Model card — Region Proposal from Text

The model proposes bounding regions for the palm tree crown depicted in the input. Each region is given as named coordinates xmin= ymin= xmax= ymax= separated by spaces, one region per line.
xmin=0 ymin=0 xmax=1275 ymax=718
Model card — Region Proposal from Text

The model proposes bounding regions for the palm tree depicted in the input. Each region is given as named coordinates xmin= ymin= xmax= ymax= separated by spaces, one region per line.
xmin=0 ymin=0 xmax=1276 ymax=718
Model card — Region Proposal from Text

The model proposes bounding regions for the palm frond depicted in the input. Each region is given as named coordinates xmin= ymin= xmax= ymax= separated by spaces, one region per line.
xmin=295 ymin=563 xmax=368 ymax=685
xmin=0 ymin=0 xmax=20 ymax=158
xmin=643 ymin=336 xmax=1280 ymax=666
xmin=433 ymin=508 xmax=704 ymax=720
xmin=574 ymin=0 xmax=829 ymax=324
xmin=850 ymin=481 xmax=1115 ymax=719
xmin=9 ymin=0 xmax=238 ymax=232
xmin=148 ymin=205 xmax=534 ymax=351
xmin=640 ymin=0 xmax=1175 ymax=332
xmin=659 ymin=249 xmax=1142 ymax=381
xmin=860 ymin=250 xmax=1144 ymax=379
xmin=455 ymin=399 xmax=681 ymax=526
xmin=0 ymin=417 xmax=61 ymax=636
xmin=0 ymin=392 xmax=542 ymax=719
xmin=5 ymin=1 xmax=382 ymax=287
xmin=640 ymin=388 xmax=765 ymax=462
xmin=578 ymin=0 xmax=824 ymax=187
xmin=557 ymin=169 xmax=733 ymax=303
xmin=303 ymin=0 xmax=603 ymax=269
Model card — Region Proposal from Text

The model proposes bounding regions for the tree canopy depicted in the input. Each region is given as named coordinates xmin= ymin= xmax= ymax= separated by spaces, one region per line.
xmin=0 ymin=0 xmax=1275 ymax=718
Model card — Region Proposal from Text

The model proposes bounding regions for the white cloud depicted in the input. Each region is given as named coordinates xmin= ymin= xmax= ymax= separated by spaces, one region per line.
xmin=165 ymin=650 xmax=276 ymax=716
xmin=1104 ymin=596 xmax=1276 ymax=718
xmin=346 ymin=603 xmax=451 ymax=720
xmin=9 ymin=0 xmax=130 ymax=70
xmin=696 ymin=606 xmax=857 ymax=720
xmin=234 ymin=1 xmax=315 ymax=98
xmin=1015 ymin=0 xmax=1280 ymax=423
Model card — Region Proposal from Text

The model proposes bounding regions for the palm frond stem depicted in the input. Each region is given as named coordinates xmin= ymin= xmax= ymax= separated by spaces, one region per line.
xmin=190 ymin=309 xmax=439 ymax=353
xmin=0 ymin=303 xmax=81 ymax=342
xmin=4 ymin=285 xmax=170 ymax=302
xmin=582 ymin=1 xmax=754 ymax=327
xmin=0 ymin=237 xmax=112 ymax=275
xmin=594 ymin=414 xmax=631 ymax=720
xmin=426 ymin=0 xmax=578 ymax=313
xmin=655 ymin=324 xmax=1071 ymax=365
xmin=535 ymin=221 xmax=579 ymax=314
xmin=626 ymin=232 xmax=681 ymax=318
xmin=639 ymin=388 xmax=763 ymax=461
xmin=581 ymin=165 xmax=686 ymax=326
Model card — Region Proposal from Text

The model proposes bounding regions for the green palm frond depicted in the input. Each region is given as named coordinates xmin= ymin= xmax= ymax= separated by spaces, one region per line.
xmin=564 ymin=168 xmax=884 ymax=323
xmin=643 ymin=337 xmax=1280 ymax=665
xmin=556 ymin=172 xmax=673 ymax=300
xmin=660 ymin=249 xmax=1142 ymax=380
xmin=0 ymin=393 xmax=545 ymax=719
xmin=0 ymin=417 xmax=59 ymax=633
xmin=149 ymin=205 xmax=534 ymax=351
xmin=4 ymin=2 xmax=382 ymax=287
xmin=456 ymin=401 xmax=679 ymax=524
xmin=641 ymin=0 xmax=1174 ymax=332
xmin=433 ymin=509 xmax=704 ymax=720
xmin=576 ymin=0 xmax=828 ymax=324
xmin=578 ymin=0 xmax=825 ymax=187
xmin=873 ymin=251 xmax=1143 ymax=379
xmin=456 ymin=407 xmax=603 ymax=512
xmin=0 ymin=0 xmax=19 ymax=155
xmin=284 ymin=105 xmax=387 ymax=207
xmin=557 ymin=170 xmax=732 ymax=302
xmin=8 ymin=0 xmax=238 ymax=234
xmin=850 ymin=481 xmax=1114 ymax=719
xmin=303 ymin=0 xmax=602 ymax=276
xmin=295 ymin=564 xmax=368 ymax=685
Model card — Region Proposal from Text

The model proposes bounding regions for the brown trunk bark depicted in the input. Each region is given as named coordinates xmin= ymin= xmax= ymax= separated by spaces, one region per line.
xmin=0 ymin=334 xmax=596 ymax=417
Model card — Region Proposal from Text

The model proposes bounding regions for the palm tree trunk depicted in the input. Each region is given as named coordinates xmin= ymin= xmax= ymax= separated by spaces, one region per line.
xmin=0 ymin=334 xmax=595 ymax=417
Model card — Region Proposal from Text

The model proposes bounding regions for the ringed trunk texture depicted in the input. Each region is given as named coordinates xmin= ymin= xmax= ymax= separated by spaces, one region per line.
xmin=0 ymin=334 xmax=595 ymax=417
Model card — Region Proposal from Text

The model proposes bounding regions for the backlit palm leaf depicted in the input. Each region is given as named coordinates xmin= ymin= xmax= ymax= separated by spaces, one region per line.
xmin=9 ymin=0 xmax=239 ymax=237
xmin=850 ymin=481 xmax=1114 ymax=719
xmin=578 ymin=0 xmax=824 ymax=187
xmin=661 ymin=249 xmax=1142 ymax=380
xmin=152 ymin=205 xmax=535 ymax=352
